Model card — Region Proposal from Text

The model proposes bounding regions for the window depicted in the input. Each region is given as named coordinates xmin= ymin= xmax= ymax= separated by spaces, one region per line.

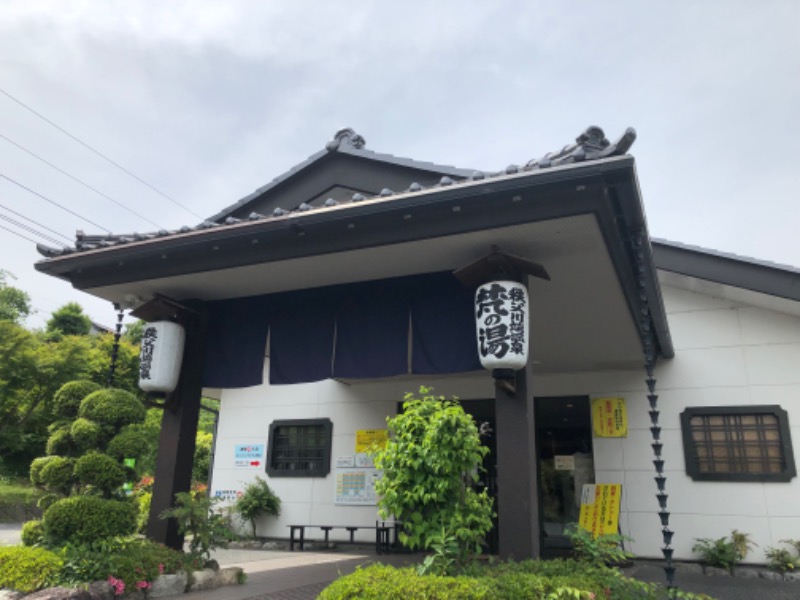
xmin=681 ymin=406 xmax=796 ymax=482
xmin=266 ymin=418 xmax=332 ymax=477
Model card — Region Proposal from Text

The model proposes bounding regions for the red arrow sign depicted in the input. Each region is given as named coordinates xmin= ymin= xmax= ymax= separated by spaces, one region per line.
xmin=250 ymin=461 xmax=260 ymax=467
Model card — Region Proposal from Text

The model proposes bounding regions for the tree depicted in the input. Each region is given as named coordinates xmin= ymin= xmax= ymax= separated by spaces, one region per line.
xmin=0 ymin=270 xmax=31 ymax=324
xmin=46 ymin=302 xmax=91 ymax=337
xmin=373 ymin=387 xmax=494 ymax=571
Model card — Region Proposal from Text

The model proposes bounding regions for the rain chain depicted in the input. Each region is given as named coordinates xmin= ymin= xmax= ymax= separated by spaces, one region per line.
xmin=106 ymin=303 xmax=125 ymax=388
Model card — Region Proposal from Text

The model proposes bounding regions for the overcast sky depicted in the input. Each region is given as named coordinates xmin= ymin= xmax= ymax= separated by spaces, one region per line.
xmin=1 ymin=1 xmax=799 ymax=329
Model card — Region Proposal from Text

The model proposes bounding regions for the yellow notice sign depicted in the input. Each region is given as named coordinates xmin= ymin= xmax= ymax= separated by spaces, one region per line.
xmin=592 ymin=397 xmax=628 ymax=437
xmin=578 ymin=483 xmax=622 ymax=537
xmin=355 ymin=429 xmax=389 ymax=453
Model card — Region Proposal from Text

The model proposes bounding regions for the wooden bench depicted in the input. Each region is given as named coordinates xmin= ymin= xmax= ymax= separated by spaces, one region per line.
xmin=288 ymin=521 xmax=400 ymax=554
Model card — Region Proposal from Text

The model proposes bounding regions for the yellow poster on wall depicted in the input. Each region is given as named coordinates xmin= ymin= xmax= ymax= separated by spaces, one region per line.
xmin=592 ymin=397 xmax=628 ymax=437
xmin=355 ymin=429 xmax=389 ymax=453
xmin=578 ymin=483 xmax=622 ymax=537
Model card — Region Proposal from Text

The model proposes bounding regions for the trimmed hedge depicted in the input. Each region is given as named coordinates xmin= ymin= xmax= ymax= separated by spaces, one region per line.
xmin=45 ymin=428 xmax=74 ymax=457
xmin=78 ymin=389 xmax=146 ymax=429
xmin=37 ymin=456 xmax=74 ymax=495
xmin=43 ymin=495 xmax=138 ymax=545
xmin=70 ymin=417 xmax=104 ymax=452
xmin=0 ymin=546 xmax=63 ymax=593
xmin=74 ymin=452 xmax=127 ymax=496
xmin=107 ymin=429 xmax=150 ymax=461
xmin=20 ymin=519 xmax=44 ymax=546
xmin=53 ymin=380 xmax=101 ymax=419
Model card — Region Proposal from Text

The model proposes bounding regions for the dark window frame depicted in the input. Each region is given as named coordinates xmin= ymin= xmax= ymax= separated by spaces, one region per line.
xmin=680 ymin=405 xmax=796 ymax=482
xmin=266 ymin=418 xmax=333 ymax=478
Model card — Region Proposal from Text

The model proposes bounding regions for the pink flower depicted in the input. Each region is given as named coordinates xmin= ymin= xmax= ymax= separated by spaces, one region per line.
xmin=107 ymin=576 xmax=125 ymax=596
xmin=136 ymin=580 xmax=152 ymax=590
xmin=588 ymin=594 xmax=595 ymax=600
xmin=159 ymin=563 xmax=165 ymax=574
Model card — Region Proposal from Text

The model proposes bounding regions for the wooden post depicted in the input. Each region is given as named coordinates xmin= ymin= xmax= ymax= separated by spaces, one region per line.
xmin=146 ymin=300 xmax=207 ymax=550
xmin=494 ymin=364 xmax=540 ymax=559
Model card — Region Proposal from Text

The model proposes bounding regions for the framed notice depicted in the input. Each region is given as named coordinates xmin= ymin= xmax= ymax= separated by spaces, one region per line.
xmin=355 ymin=429 xmax=389 ymax=453
xmin=334 ymin=467 xmax=382 ymax=505
xmin=592 ymin=397 xmax=628 ymax=437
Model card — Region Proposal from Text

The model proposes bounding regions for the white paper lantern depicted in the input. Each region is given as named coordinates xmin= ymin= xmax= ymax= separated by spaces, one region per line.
xmin=138 ymin=321 xmax=186 ymax=393
xmin=475 ymin=280 xmax=529 ymax=371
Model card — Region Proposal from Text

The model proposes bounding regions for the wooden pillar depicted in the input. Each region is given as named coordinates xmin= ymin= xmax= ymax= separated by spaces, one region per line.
xmin=494 ymin=365 xmax=540 ymax=559
xmin=146 ymin=300 xmax=207 ymax=550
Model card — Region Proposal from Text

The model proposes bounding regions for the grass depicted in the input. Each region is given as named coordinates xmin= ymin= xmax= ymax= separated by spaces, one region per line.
xmin=0 ymin=477 xmax=41 ymax=523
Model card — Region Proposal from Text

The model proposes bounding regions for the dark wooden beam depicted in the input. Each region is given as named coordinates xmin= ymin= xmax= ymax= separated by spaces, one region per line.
xmin=494 ymin=365 xmax=540 ymax=559
xmin=146 ymin=299 xmax=207 ymax=550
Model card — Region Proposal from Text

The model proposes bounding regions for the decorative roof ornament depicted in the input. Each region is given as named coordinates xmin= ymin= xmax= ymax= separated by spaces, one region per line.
xmin=526 ymin=126 xmax=637 ymax=170
xmin=325 ymin=128 xmax=367 ymax=152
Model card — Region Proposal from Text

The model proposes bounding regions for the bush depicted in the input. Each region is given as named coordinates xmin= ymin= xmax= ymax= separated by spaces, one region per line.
xmin=37 ymin=456 xmax=74 ymax=496
xmin=135 ymin=491 xmax=152 ymax=533
xmin=45 ymin=428 xmax=74 ymax=457
xmin=70 ymin=418 xmax=105 ymax=452
xmin=0 ymin=546 xmax=63 ymax=593
xmin=234 ymin=477 xmax=281 ymax=538
xmin=693 ymin=529 xmax=755 ymax=573
xmin=59 ymin=537 xmax=200 ymax=592
xmin=74 ymin=452 xmax=128 ymax=496
xmin=53 ymin=380 xmax=101 ymax=419
xmin=193 ymin=431 xmax=213 ymax=482
xmin=43 ymin=495 xmax=138 ymax=545
xmin=160 ymin=492 xmax=236 ymax=559
xmin=107 ymin=429 xmax=150 ymax=461
xmin=78 ymin=389 xmax=146 ymax=429
xmin=20 ymin=519 xmax=44 ymax=546
xmin=30 ymin=456 xmax=59 ymax=486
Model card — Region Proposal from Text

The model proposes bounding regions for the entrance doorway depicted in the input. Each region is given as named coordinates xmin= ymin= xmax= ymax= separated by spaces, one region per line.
xmin=535 ymin=396 xmax=594 ymax=557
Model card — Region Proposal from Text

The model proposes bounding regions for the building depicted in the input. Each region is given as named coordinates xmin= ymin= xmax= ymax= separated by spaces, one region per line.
xmin=35 ymin=127 xmax=800 ymax=564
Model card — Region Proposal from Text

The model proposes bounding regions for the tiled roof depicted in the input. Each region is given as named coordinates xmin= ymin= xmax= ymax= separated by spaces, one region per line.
xmin=36 ymin=126 xmax=636 ymax=259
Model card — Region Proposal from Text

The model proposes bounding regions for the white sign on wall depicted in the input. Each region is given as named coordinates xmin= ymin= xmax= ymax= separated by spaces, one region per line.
xmin=334 ymin=468 xmax=382 ymax=505
xmin=234 ymin=443 xmax=265 ymax=468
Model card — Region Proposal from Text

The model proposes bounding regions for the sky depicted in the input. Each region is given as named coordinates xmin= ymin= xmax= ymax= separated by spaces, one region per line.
xmin=1 ymin=1 xmax=799 ymax=329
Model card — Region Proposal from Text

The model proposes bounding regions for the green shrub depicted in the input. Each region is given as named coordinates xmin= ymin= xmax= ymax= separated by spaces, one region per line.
xmin=30 ymin=456 xmax=59 ymax=486
xmin=193 ymin=431 xmax=213 ymax=482
xmin=78 ymin=389 xmax=146 ymax=429
xmin=693 ymin=529 xmax=755 ymax=573
xmin=0 ymin=546 xmax=63 ymax=593
xmin=36 ymin=493 xmax=59 ymax=512
xmin=160 ymin=492 xmax=236 ymax=559
xmin=69 ymin=418 xmax=104 ymax=452
xmin=43 ymin=495 xmax=138 ymax=545
xmin=107 ymin=429 xmax=150 ymax=461
xmin=135 ymin=491 xmax=152 ymax=533
xmin=234 ymin=477 xmax=281 ymax=538
xmin=45 ymin=428 xmax=74 ymax=457
xmin=53 ymin=380 xmax=101 ymax=419
xmin=21 ymin=519 xmax=44 ymax=546
xmin=565 ymin=523 xmax=633 ymax=566
xmin=74 ymin=452 xmax=127 ymax=496
xmin=59 ymin=537 xmax=200 ymax=592
xmin=37 ymin=456 xmax=74 ymax=496
xmin=318 ymin=565 xmax=491 ymax=600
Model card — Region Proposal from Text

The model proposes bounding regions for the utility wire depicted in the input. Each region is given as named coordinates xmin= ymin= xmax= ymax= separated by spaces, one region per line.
xmin=0 ymin=212 xmax=68 ymax=247
xmin=0 ymin=87 xmax=202 ymax=220
xmin=0 ymin=172 xmax=111 ymax=233
xmin=0 ymin=132 xmax=164 ymax=229
xmin=0 ymin=201 xmax=73 ymax=243
xmin=0 ymin=222 xmax=40 ymax=245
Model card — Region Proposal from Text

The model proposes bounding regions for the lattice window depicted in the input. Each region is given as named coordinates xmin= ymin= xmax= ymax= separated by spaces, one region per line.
xmin=266 ymin=419 xmax=332 ymax=477
xmin=681 ymin=406 xmax=796 ymax=482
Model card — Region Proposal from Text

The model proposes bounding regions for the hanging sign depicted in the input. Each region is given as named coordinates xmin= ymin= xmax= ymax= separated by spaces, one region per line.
xmin=592 ymin=397 xmax=628 ymax=437
xmin=138 ymin=321 xmax=186 ymax=393
xmin=355 ymin=429 xmax=389 ymax=453
xmin=578 ymin=483 xmax=622 ymax=537
xmin=475 ymin=281 xmax=529 ymax=370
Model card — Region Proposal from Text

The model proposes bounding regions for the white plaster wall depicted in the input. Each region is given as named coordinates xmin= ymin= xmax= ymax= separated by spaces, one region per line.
xmin=212 ymin=365 xmax=493 ymax=543
xmin=210 ymin=276 xmax=800 ymax=562
xmin=536 ymin=280 xmax=800 ymax=562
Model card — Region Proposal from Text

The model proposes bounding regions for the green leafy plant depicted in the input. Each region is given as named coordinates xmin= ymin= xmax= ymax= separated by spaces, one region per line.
xmin=36 ymin=456 xmax=74 ymax=496
xmin=765 ymin=539 xmax=800 ymax=573
xmin=43 ymin=495 xmax=138 ymax=545
xmin=160 ymin=491 xmax=237 ymax=560
xmin=73 ymin=452 xmax=128 ymax=497
xmin=69 ymin=418 xmax=105 ymax=452
xmin=373 ymin=386 xmax=494 ymax=570
xmin=78 ymin=389 xmax=146 ymax=429
xmin=0 ymin=546 xmax=63 ymax=593
xmin=20 ymin=519 xmax=44 ymax=546
xmin=234 ymin=477 xmax=281 ymax=538
xmin=692 ymin=529 xmax=755 ymax=572
xmin=417 ymin=524 xmax=459 ymax=576
xmin=53 ymin=380 xmax=101 ymax=420
xmin=565 ymin=523 xmax=633 ymax=566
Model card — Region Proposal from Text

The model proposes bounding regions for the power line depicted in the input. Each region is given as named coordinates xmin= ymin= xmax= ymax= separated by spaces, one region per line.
xmin=0 ymin=201 xmax=73 ymax=243
xmin=0 ymin=87 xmax=202 ymax=220
xmin=0 ymin=172 xmax=111 ymax=233
xmin=0 ymin=132 xmax=164 ymax=229
xmin=0 ymin=212 xmax=68 ymax=247
xmin=0 ymin=222 xmax=41 ymax=245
